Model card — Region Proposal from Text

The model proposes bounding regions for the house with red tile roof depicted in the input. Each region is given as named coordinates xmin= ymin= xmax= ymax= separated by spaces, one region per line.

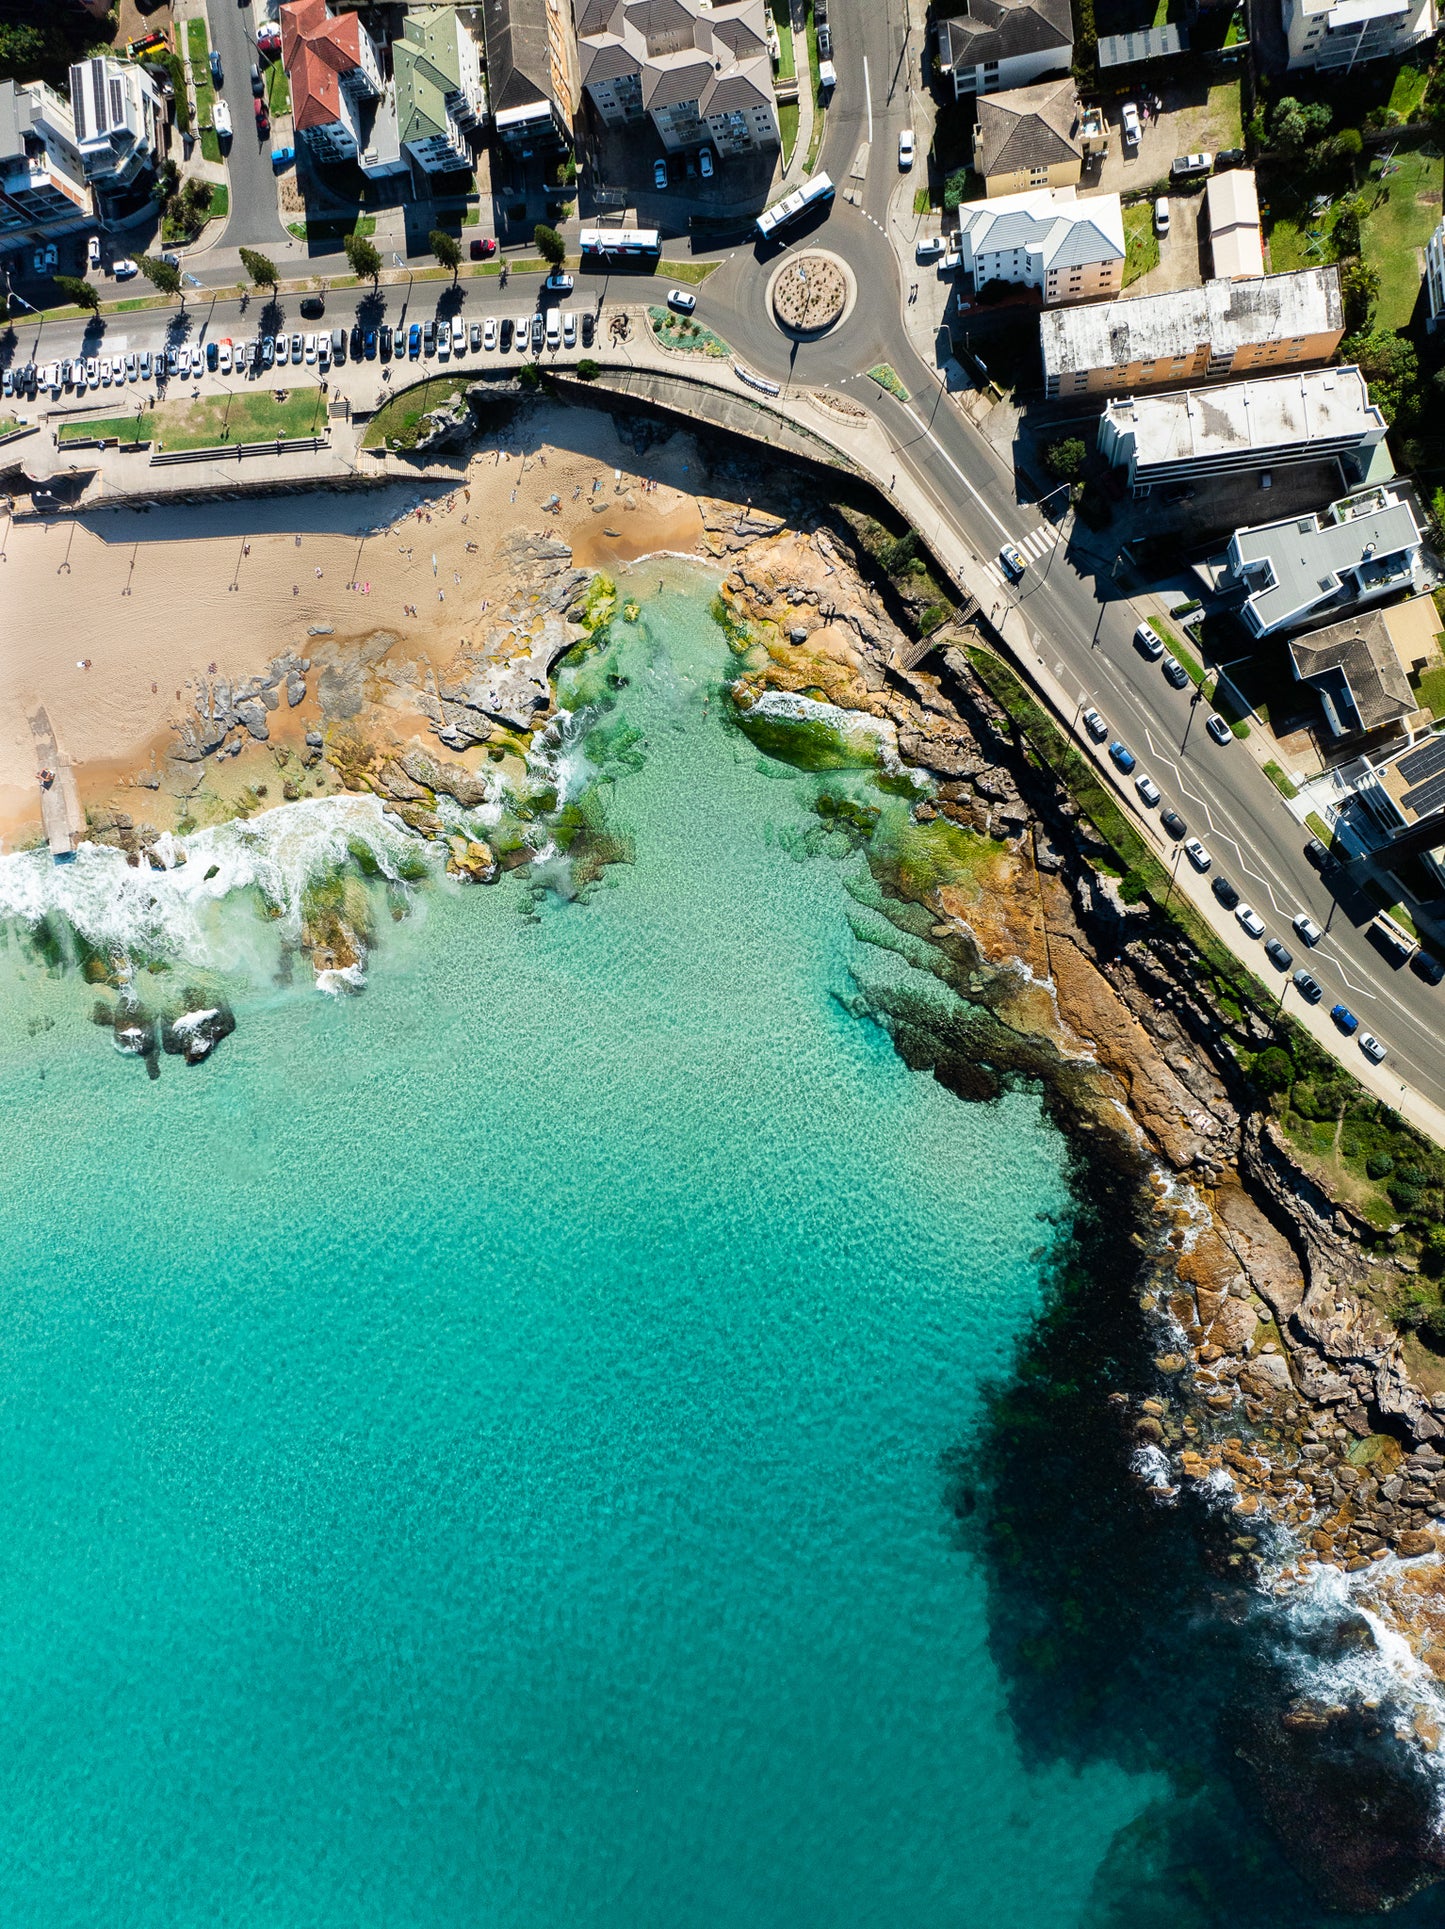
xmin=279 ymin=0 xmax=404 ymax=175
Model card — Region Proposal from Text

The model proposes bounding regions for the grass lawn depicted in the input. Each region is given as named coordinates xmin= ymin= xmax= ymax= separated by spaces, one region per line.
xmin=143 ymin=387 xmax=328 ymax=451
xmin=287 ymin=214 xmax=377 ymax=243
xmin=1412 ymin=664 xmax=1445 ymax=718
xmin=804 ymin=1 xmax=827 ymax=171
xmin=657 ymin=257 xmax=720 ymax=284
xmin=1207 ymin=79 xmax=1243 ymax=152
xmin=768 ymin=0 xmax=795 ymax=78
xmin=779 ymin=100 xmax=799 ymax=165
xmin=1363 ymin=147 xmax=1444 ymax=328
xmin=1123 ymin=201 xmax=1160 ymax=286
xmin=363 ymin=377 xmax=470 ymax=450
xmin=265 ymin=59 xmax=290 ymax=116
xmin=59 ymin=412 xmax=154 ymax=448
xmin=0 ymin=416 xmax=22 ymax=439
xmin=1389 ymin=62 xmax=1430 ymax=120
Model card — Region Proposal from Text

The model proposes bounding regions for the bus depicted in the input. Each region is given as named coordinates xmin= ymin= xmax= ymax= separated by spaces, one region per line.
xmin=578 ymin=228 xmax=661 ymax=260
xmin=756 ymin=173 xmax=834 ymax=240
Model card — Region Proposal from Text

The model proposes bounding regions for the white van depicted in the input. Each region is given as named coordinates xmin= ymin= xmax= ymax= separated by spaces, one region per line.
xmin=451 ymin=316 xmax=466 ymax=354
xmin=545 ymin=308 xmax=561 ymax=350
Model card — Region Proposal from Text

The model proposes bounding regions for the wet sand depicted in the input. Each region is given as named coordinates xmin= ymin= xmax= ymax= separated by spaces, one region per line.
xmin=0 ymin=402 xmax=708 ymax=844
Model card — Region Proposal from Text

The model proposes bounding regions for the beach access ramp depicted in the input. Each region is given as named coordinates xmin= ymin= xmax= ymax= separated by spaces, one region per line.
xmin=28 ymin=707 xmax=85 ymax=860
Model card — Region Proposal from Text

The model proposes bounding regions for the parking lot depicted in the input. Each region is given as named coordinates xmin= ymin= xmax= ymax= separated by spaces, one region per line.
xmin=1088 ymin=78 xmax=1244 ymax=197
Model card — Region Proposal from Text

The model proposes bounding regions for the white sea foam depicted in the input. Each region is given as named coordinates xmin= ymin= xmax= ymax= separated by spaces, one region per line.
xmin=749 ymin=689 xmax=903 ymax=764
xmin=0 ymin=794 xmax=432 ymax=976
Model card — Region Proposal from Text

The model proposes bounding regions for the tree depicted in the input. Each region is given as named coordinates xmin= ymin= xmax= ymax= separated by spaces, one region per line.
xmin=1253 ymin=1045 xmax=1294 ymax=1094
xmin=1330 ymin=205 xmax=1362 ymax=260
xmin=1270 ymin=95 xmax=1332 ymax=153
xmin=429 ymin=228 xmax=461 ymax=280
xmin=576 ymin=358 xmax=600 ymax=380
xmin=138 ymin=254 xmax=182 ymax=301
xmin=52 ymin=275 xmax=100 ymax=314
xmin=533 ymin=223 xmax=566 ymax=266
xmin=344 ymin=232 xmax=382 ymax=282
xmin=152 ymin=156 xmax=180 ymax=205
xmin=1045 ymin=436 xmax=1085 ymax=481
xmin=239 ymin=247 xmax=279 ymax=291
xmin=1338 ymin=257 xmax=1379 ymax=330
xmin=1341 ymin=326 xmax=1419 ymax=424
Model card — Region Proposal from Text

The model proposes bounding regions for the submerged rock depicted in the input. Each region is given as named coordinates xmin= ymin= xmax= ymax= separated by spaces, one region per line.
xmin=161 ymin=1004 xmax=236 ymax=1065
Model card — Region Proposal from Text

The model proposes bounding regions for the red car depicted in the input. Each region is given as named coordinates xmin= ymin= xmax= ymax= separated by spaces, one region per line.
xmin=254 ymin=98 xmax=269 ymax=134
xmin=469 ymin=237 xmax=497 ymax=260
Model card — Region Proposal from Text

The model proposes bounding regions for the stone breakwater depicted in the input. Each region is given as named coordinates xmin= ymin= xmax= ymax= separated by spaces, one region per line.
xmin=711 ymin=498 xmax=1445 ymax=1912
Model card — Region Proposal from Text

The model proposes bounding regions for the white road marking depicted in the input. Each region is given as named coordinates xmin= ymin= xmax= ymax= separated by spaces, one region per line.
xmin=898 ymin=400 xmax=1013 ymax=538
xmin=864 ymin=56 xmax=873 ymax=144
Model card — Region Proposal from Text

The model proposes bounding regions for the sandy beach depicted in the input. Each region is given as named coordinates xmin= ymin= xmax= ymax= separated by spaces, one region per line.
xmin=0 ymin=400 xmax=708 ymax=844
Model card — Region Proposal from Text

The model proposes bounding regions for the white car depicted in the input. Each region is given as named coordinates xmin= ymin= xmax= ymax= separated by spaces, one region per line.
xmin=451 ymin=317 xmax=466 ymax=353
xmin=219 ymin=343 xmax=233 ymax=373
xmin=654 ymin=159 xmax=668 ymax=190
xmin=899 ymin=128 xmax=915 ymax=169
xmin=544 ymin=270 xmax=574 ymax=292
xmin=1134 ymin=621 xmax=1164 ymax=658
xmin=699 ymin=147 xmax=713 ymax=178
xmin=483 ymin=317 xmax=497 ymax=350
xmin=563 ymin=310 xmax=577 ymax=347
xmin=113 ymin=258 xmax=138 ymax=279
xmin=87 ymin=234 xmax=101 ymax=269
xmin=275 ymin=335 xmax=289 ymax=365
xmin=666 ymin=287 xmax=696 ymax=312
xmin=916 ymin=237 xmax=946 ymax=263
xmin=1292 ymin=912 xmax=1323 ymax=946
xmin=1154 ymin=196 xmax=1170 ymax=236
xmin=1184 ymin=837 xmax=1211 ymax=871
xmin=1236 ymin=904 xmax=1266 ymax=939
xmin=110 ymin=355 xmax=123 ymax=382
xmin=304 ymin=335 xmax=317 ymax=363
xmin=1082 ymin=707 xmax=1108 ymax=741
xmin=1136 ymin=773 xmax=1161 ymax=808
xmin=1122 ymin=101 xmax=1141 ymax=145
xmin=1360 ymin=1033 xmax=1387 ymax=1063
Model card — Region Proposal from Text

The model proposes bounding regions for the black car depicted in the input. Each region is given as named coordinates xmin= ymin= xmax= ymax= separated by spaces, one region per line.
xmin=251 ymin=62 xmax=263 ymax=96
xmin=500 ymin=316 xmax=513 ymax=351
xmin=1160 ymin=808 xmax=1187 ymax=839
xmin=299 ymin=294 xmax=325 ymax=319
xmin=1293 ymin=969 xmax=1323 ymax=1002
xmin=1264 ymin=937 xmax=1293 ymax=972
xmin=350 ymin=324 xmax=363 ymax=358
xmin=379 ymin=323 xmax=392 ymax=359
xmin=581 ymin=311 xmax=594 ymax=347
xmin=1212 ymin=875 xmax=1240 ymax=910
xmin=1413 ymin=949 xmax=1445 ymax=985
xmin=1160 ymin=482 xmax=1195 ymax=505
xmin=364 ymin=330 xmax=377 ymax=358
xmin=1304 ymin=835 xmax=1331 ymax=869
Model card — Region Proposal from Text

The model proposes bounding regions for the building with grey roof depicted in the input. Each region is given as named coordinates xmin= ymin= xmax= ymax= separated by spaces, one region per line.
xmin=0 ymin=79 xmax=92 ymax=245
xmin=971 ymin=77 xmax=1092 ymax=195
xmin=1098 ymin=365 xmax=1388 ymax=491
xmin=1287 ymin=610 xmax=1422 ymax=741
xmin=953 ymin=184 xmax=1123 ymax=305
xmin=1041 ymin=267 xmax=1345 ymax=395
xmin=482 ymin=0 xmax=578 ymax=149
xmin=934 ymin=0 xmax=1073 ymax=96
xmin=1218 ymin=486 xmax=1424 ymax=638
xmin=575 ymin=0 xmax=777 ymax=155
xmin=394 ymin=6 xmax=488 ymax=174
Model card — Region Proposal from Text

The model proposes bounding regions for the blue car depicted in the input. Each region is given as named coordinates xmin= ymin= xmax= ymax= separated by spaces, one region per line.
xmin=1108 ymin=740 xmax=1136 ymax=773
xmin=1331 ymin=1002 xmax=1359 ymax=1034
xmin=408 ymin=323 xmax=421 ymax=358
xmin=364 ymin=330 xmax=377 ymax=359
xmin=206 ymin=339 xmax=218 ymax=370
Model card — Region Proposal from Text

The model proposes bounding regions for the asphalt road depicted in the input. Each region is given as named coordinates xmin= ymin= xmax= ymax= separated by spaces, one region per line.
xmin=204 ymin=0 xmax=292 ymax=253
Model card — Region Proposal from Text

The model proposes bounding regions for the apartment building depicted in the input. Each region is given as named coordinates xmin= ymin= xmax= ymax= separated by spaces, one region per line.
xmin=574 ymin=0 xmax=777 ymax=157
xmin=933 ymin=0 xmax=1073 ymax=97
xmin=0 ymin=80 xmax=92 ymax=245
xmin=1098 ymin=367 xmax=1387 ymax=491
xmin=394 ymin=6 xmax=488 ymax=174
xmin=971 ymin=77 xmax=1094 ymax=196
xmin=482 ymin=0 xmax=579 ymax=151
xmin=20 ymin=56 xmax=164 ymax=220
xmin=1217 ymin=486 xmax=1424 ymax=638
xmin=953 ymin=186 xmax=1124 ymax=305
xmin=1287 ymin=608 xmax=1426 ymax=743
xmin=1040 ymin=268 xmax=1344 ymax=397
xmin=1282 ymin=0 xmax=1436 ymax=70
xmin=280 ymin=0 xmax=404 ymax=175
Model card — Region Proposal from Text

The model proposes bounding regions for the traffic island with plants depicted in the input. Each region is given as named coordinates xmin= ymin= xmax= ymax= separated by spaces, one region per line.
xmin=646 ymin=307 xmax=730 ymax=357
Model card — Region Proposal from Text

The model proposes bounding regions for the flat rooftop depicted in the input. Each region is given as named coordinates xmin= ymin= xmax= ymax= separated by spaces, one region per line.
xmin=1234 ymin=493 xmax=1420 ymax=631
xmin=1104 ymin=365 xmax=1385 ymax=466
xmin=1040 ymin=267 xmax=1343 ymax=377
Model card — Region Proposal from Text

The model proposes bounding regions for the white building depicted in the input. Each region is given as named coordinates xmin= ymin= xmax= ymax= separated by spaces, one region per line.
xmin=934 ymin=0 xmax=1072 ymax=97
xmin=1218 ymin=486 xmax=1424 ymax=638
xmin=280 ymin=0 xmax=403 ymax=176
xmin=1099 ymin=367 xmax=1388 ymax=492
xmin=953 ymin=185 xmax=1124 ymax=306
xmin=394 ymin=6 xmax=488 ymax=176
xmin=23 ymin=57 xmax=164 ymax=215
xmin=0 ymin=79 xmax=92 ymax=246
xmin=1425 ymin=218 xmax=1445 ymax=333
xmin=574 ymin=0 xmax=777 ymax=157
xmin=1282 ymin=0 xmax=1436 ymax=69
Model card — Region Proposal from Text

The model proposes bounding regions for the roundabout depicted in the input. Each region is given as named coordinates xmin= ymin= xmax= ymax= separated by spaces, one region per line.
xmin=766 ymin=249 xmax=856 ymax=339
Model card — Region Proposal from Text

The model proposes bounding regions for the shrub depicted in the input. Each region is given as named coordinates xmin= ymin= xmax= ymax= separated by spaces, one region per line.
xmin=1422 ymin=1226 xmax=1445 ymax=1277
xmin=1254 ymin=1045 xmax=1294 ymax=1093
xmin=1045 ymin=436 xmax=1085 ymax=481
xmin=533 ymin=224 xmax=566 ymax=266
xmin=576 ymin=358 xmax=600 ymax=380
xmin=1367 ymin=1152 xmax=1396 ymax=1179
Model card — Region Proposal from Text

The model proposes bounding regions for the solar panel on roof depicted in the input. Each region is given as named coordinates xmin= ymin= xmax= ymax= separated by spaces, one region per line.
xmin=1402 ymin=769 xmax=1445 ymax=819
xmin=1399 ymin=736 xmax=1445 ymax=784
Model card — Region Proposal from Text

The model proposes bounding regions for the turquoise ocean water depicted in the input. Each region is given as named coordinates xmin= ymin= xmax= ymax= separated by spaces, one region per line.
xmin=0 ymin=571 xmax=1160 ymax=1924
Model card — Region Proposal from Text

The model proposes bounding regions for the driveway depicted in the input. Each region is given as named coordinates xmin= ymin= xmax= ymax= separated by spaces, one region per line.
xmin=205 ymin=0 xmax=291 ymax=251
xmin=1127 ymin=190 xmax=1208 ymax=297
xmin=1088 ymin=77 xmax=1244 ymax=196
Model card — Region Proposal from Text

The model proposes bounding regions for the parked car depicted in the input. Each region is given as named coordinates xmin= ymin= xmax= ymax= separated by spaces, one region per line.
xmin=1236 ymin=903 xmax=1266 ymax=939
xmin=1205 ymin=713 xmax=1232 ymax=745
xmin=1082 ymin=707 xmax=1108 ymax=741
xmin=1360 ymin=1033 xmax=1387 ymax=1063
xmin=469 ymin=237 xmax=497 ymax=260
xmin=500 ymin=317 xmax=514 ymax=352
xmin=1136 ymin=774 xmax=1161 ymax=808
xmin=470 ymin=321 xmax=483 ymax=350
xmin=261 ymin=335 xmax=274 ymax=368
xmin=139 ymin=351 xmax=151 ymax=380
xmin=1153 ymin=197 xmax=1171 ymax=237
xmin=1133 ymin=621 xmax=1163 ymax=658
xmin=544 ymin=270 xmax=574 ymax=292
xmin=530 ymin=312 xmax=544 ymax=350
xmin=1331 ymin=1002 xmax=1359 ymax=1034
xmin=916 ymin=237 xmax=946 ymax=262
xmin=447 ymin=317 xmax=463 ymax=353
xmin=1292 ymin=912 xmax=1323 ymax=946
xmin=86 ymin=234 xmax=101 ymax=269
xmin=207 ymin=340 xmax=219 ymax=370
xmin=898 ymin=128 xmax=915 ymax=169
xmin=1161 ymin=654 xmax=1190 ymax=689
xmin=1184 ymin=837 xmax=1211 ymax=871
xmin=210 ymin=48 xmax=223 ymax=83
xmin=1160 ymin=482 xmax=1195 ymax=505
xmin=1109 ymin=740 xmax=1136 ymax=773
xmin=654 ymin=159 xmax=668 ymax=189
xmin=563 ymin=310 xmax=577 ymax=347
xmin=667 ymin=287 xmax=696 ymax=312
xmin=349 ymin=324 xmax=362 ymax=358
xmin=699 ymin=147 xmax=714 ymax=178
xmin=290 ymin=331 xmax=303 ymax=360
xmin=213 ymin=98 xmax=232 ymax=142
xmin=254 ymin=99 xmax=269 ymax=134
xmin=1264 ymin=937 xmax=1293 ymax=971
xmin=1160 ymin=808 xmax=1187 ymax=839
xmin=1122 ymin=101 xmax=1141 ymax=145
xmin=581 ymin=311 xmax=594 ymax=347
xmin=408 ymin=322 xmax=421 ymax=357
xmin=331 ymin=326 xmax=345 ymax=361
xmin=483 ymin=318 xmax=496 ymax=350
xmin=363 ymin=330 xmax=376 ymax=358
xmin=125 ymin=352 xmax=137 ymax=379
xmin=1413 ymin=949 xmax=1445 ymax=985
xmin=1293 ymin=969 xmax=1323 ymax=1002
xmin=274 ymin=334 xmax=289 ymax=365
xmin=1171 ymin=152 xmax=1213 ymax=180
xmin=999 ymin=542 xmax=1026 ymax=579
xmin=113 ymin=258 xmax=138 ymax=279
xmin=545 ymin=309 xmax=561 ymax=350
xmin=250 ymin=61 xmax=263 ymax=95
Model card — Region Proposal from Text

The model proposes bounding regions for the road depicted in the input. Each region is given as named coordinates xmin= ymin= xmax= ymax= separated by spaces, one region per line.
xmin=204 ymin=0 xmax=292 ymax=252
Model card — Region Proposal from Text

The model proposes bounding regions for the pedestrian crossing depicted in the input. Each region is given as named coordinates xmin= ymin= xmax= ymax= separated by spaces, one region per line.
xmin=979 ymin=519 xmax=1060 ymax=588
